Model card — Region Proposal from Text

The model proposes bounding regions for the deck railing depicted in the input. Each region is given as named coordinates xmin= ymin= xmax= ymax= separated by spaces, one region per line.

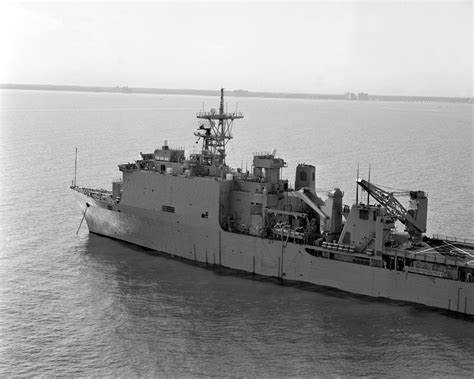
xmin=431 ymin=234 xmax=474 ymax=245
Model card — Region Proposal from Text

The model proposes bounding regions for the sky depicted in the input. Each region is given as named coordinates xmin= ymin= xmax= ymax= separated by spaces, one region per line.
xmin=0 ymin=1 xmax=472 ymax=97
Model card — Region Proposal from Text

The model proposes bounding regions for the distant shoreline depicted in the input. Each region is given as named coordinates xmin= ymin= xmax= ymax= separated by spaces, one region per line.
xmin=1 ymin=83 xmax=471 ymax=103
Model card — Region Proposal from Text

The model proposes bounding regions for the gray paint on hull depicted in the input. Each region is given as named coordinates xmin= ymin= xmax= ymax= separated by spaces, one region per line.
xmin=72 ymin=190 xmax=474 ymax=316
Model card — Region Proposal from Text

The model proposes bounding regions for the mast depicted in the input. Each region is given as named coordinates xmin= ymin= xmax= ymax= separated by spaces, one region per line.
xmin=219 ymin=88 xmax=224 ymax=115
xmin=367 ymin=164 xmax=371 ymax=206
xmin=74 ymin=147 xmax=78 ymax=187
xmin=356 ymin=163 xmax=359 ymax=205
xmin=195 ymin=88 xmax=244 ymax=166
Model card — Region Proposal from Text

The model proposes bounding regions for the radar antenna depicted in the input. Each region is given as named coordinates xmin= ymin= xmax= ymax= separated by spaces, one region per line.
xmin=195 ymin=88 xmax=244 ymax=165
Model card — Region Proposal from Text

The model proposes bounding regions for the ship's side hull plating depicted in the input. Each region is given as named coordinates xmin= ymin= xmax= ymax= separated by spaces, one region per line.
xmin=73 ymin=190 xmax=474 ymax=316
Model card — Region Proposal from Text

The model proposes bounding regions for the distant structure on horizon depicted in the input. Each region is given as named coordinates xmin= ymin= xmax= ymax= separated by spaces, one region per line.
xmin=344 ymin=92 xmax=357 ymax=100
xmin=0 ymin=84 xmax=470 ymax=103
xmin=344 ymin=92 xmax=369 ymax=101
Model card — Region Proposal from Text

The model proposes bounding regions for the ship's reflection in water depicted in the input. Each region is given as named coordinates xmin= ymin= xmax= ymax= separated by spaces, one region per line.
xmin=81 ymin=234 xmax=474 ymax=377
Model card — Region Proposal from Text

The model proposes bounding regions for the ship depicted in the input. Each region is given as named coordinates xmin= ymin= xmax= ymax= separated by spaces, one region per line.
xmin=71 ymin=88 xmax=474 ymax=316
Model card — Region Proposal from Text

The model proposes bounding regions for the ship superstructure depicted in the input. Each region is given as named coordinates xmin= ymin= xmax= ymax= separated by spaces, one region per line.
xmin=71 ymin=89 xmax=474 ymax=316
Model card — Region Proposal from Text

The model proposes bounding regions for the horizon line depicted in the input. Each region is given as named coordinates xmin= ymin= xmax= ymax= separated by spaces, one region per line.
xmin=1 ymin=83 xmax=472 ymax=102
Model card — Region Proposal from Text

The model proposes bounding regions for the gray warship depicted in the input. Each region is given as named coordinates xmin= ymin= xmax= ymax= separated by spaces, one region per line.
xmin=71 ymin=89 xmax=474 ymax=315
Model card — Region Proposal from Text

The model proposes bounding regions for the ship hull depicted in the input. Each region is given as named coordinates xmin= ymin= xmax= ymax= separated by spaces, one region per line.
xmin=73 ymin=190 xmax=474 ymax=316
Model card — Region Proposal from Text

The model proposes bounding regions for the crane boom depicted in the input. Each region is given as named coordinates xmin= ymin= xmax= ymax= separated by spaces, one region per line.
xmin=357 ymin=179 xmax=427 ymax=236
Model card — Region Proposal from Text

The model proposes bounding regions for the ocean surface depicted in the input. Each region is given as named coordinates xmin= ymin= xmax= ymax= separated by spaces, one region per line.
xmin=0 ymin=90 xmax=473 ymax=376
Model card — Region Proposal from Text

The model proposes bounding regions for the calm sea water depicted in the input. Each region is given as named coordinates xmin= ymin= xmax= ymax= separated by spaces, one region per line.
xmin=0 ymin=90 xmax=473 ymax=376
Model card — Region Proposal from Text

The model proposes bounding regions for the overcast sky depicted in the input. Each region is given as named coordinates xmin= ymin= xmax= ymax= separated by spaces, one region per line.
xmin=1 ymin=1 xmax=472 ymax=96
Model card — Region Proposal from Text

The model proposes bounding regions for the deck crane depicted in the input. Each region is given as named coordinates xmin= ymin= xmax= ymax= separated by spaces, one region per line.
xmin=357 ymin=179 xmax=428 ymax=241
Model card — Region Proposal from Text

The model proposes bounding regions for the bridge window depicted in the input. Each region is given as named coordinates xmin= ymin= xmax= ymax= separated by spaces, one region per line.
xmin=359 ymin=209 xmax=369 ymax=220
xmin=300 ymin=171 xmax=307 ymax=181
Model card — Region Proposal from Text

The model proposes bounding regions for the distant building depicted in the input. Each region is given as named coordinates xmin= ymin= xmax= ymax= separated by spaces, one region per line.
xmin=344 ymin=92 xmax=357 ymax=100
xmin=357 ymin=92 xmax=369 ymax=101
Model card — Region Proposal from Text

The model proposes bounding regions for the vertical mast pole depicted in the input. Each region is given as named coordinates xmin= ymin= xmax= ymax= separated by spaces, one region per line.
xmin=219 ymin=88 xmax=225 ymax=164
xmin=74 ymin=147 xmax=78 ymax=187
xmin=219 ymin=88 xmax=224 ymax=115
xmin=356 ymin=162 xmax=359 ymax=205
xmin=367 ymin=164 xmax=371 ymax=206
